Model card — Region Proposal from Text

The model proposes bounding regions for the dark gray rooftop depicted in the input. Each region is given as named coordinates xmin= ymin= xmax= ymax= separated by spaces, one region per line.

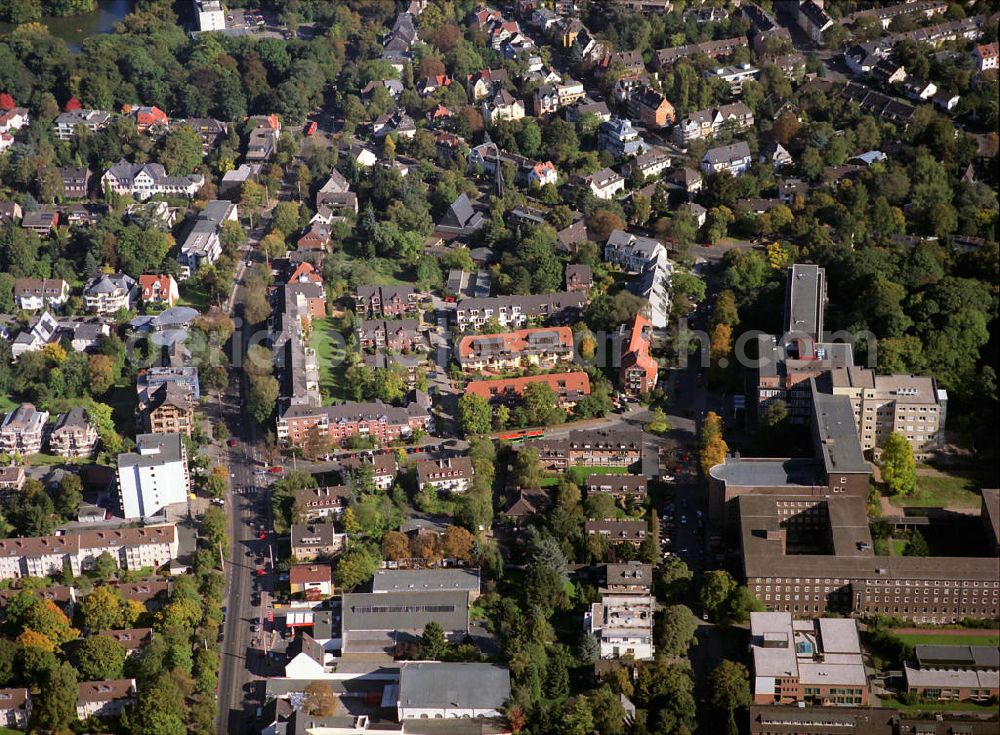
xmin=811 ymin=386 xmax=870 ymax=475
xmin=371 ymin=569 xmax=481 ymax=595
xmin=784 ymin=264 xmax=825 ymax=340
xmin=709 ymin=458 xmax=825 ymax=488
xmin=342 ymin=590 xmax=470 ymax=635
xmin=398 ymin=662 xmax=510 ymax=711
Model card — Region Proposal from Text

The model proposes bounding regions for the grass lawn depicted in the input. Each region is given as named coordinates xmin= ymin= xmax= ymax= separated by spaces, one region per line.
xmin=895 ymin=633 xmax=999 ymax=647
xmin=889 ymin=468 xmax=983 ymax=509
xmin=0 ymin=394 xmax=17 ymax=413
xmin=565 ymin=464 xmax=629 ymax=487
xmin=177 ymin=280 xmax=211 ymax=311
xmin=0 ymin=728 xmax=24 ymax=735
xmin=879 ymin=697 xmax=997 ymax=714
xmin=311 ymin=317 xmax=349 ymax=400
xmin=891 ymin=538 xmax=908 ymax=556
xmin=23 ymin=453 xmax=78 ymax=466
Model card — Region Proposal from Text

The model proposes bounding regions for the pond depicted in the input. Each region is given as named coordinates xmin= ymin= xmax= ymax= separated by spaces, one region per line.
xmin=0 ymin=0 xmax=133 ymax=51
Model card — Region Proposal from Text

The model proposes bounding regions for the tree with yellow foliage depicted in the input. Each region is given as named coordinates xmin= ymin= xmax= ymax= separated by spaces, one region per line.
xmin=766 ymin=241 xmax=792 ymax=270
xmin=17 ymin=629 xmax=55 ymax=652
xmin=699 ymin=411 xmax=729 ymax=477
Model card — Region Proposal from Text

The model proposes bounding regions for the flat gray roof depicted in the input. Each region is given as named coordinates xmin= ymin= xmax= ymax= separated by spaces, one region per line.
xmin=709 ymin=458 xmax=825 ymax=488
xmin=398 ymin=662 xmax=510 ymax=711
xmin=342 ymin=590 xmax=470 ymax=635
xmin=372 ymin=569 xmax=481 ymax=595
xmin=811 ymin=387 xmax=870 ymax=475
xmin=784 ymin=264 xmax=824 ymax=340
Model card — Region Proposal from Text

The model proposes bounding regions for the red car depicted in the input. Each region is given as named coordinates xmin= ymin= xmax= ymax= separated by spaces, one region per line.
xmin=256 ymin=568 xmax=266 ymax=576
xmin=304 ymin=121 xmax=317 ymax=136
xmin=258 ymin=531 xmax=267 ymax=539
xmin=268 ymin=466 xmax=283 ymax=474
xmin=227 ymin=438 xmax=238 ymax=448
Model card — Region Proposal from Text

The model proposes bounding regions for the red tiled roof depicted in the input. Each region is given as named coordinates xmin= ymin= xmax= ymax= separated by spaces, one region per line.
xmin=458 ymin=326 xmax=573 ymax=360
xmin=464 ymin=372 xmax=590 ymax=400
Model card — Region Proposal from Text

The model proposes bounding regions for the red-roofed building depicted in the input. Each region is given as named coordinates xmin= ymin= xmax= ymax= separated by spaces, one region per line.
xmin=138 ymin=274 xmax=179 ymax=306
xmin=464 ymin=372 xmax=590 ymax=408
xmin=619 ymin=313 xmax=657 ymax=395
xmin=288 ymin=261 xmax=323 ymax=285
xmin=974 ymin=42 xmax=998 ymax=72
xmin=125 ymin=105 xmax=168 ymax=130
xmin=430 ymin=104 xmax=453 ymax=121
xmin=527 ymin=160 xmax=558 ymax=186
xmin=457 ymin=327 xmax=574 ymax=373
xmin=289 ymin=563 xmax=333 ymax=597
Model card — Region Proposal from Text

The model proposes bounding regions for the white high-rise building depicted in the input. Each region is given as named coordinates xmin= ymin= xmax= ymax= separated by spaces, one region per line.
xmin=117 ymin=433 xmax=190 ymax=519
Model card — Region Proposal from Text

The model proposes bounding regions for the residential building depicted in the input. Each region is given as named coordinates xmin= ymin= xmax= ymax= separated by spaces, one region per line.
xmin=587 ymin=168 xmax=625 ymax=199
xmin=83 ymin=272 xmax=135 ymax=314
xmin=245 ymin=115 xmax=281 ymax=163
xmin=454 ymin=291 xmax=586 ymax=331
xmin=180 ymin=117 xmax=227 ymax=149
xmin=0 ymin=525 xmax=177 ymax=580
xmin=605 ymin=230 xmax=666 ymax=272
xmin=974 ymin=42 xmax=998 ymax=72
xmin=0 ymin=466 xmax=25 ymax=493
xmin=140 ymin=382 xmax=195 ymax=436
xmin=626 ymin=86 xmax=676 ymax=129
xmin=842 ymin=0 xmax=947 ymax=30
xmin=356 ymin=319 xmax=422 ymax=352
xmin=341 ymin=589 xmax=471 ymax=654
xmin=137 ymin=366 xmax=200 ymax=401
xmin=457 ymin=326 xmax=574 ymax=372
xmin=464 ymin=372 xmax=591 ymax=409
xmin=706 ymin=64 xmax=760 ymax=94
xmin=672 ymin=101 xmax=753 ymax=146
xmin=276 ymin=400 xmax=431 ymax=448
xmin=652 ymin=37 xmax=748 ymax=71
xmin=585 ymin=519 xmax=648 ymax=545
xmin=632 ymin=246 xmax=673 ymax=328
xmin=586 ymin=474 xmax=647 ymax=500
xmin=49 ymin=407 xmax=98 ymax=458
xmin=76 ymin=679 xmax=136 ymax=720
xmin=446 ymin=268 xmax=492 ymax=299
xmin=293 ymin=486 xmax=350 ymax=522
xmin=54 ymin=109 xmax=111 ymax=140
xmin=21 ymin=209 xmax=58 ymax=234
xmin=372 ymin=569 xmax=481 ymax=599
xmin=627 ymin=147 xmax=671 ymax=180
xmin=354 ymin=286 xmax=418 ymax=319
xmin=482 ymin=89 xmax=524 ymax=125
xmin=797 ymin=0 xmax=834 ymax=44
xmin=0 ymin=201 xmax=22 ymax=223
xmin=0 ymin=403 xmax=48 ymax=455
xmin=96 ymin=628 xmax=153 ymax=658
xmin=565 ymin=264 xmax=592 ymax=293
xmin=415 ymin=456 xmax=474 ymax=494
xmin=840 ymin=82 xmax=915 ymax=126
xmin=598 ymin=117 xmax=646 ymax=160
xmin=11 ymin=311 xmax=59 ymax=360
xmin=565 ymin=98 xmax=611 ymax=123
xmin=341 ymin=452 xmax=398 ymax=491
xmin=527 ymin=428 xmax=644 ymax=470
xmin=127 ymin=105 xmax=167 ymax=130
xmin=586 ymin=592 xmax=655 ymax=660
xmin=289 ymin=563 xmax=334 ymax=597
xmin=116 ymin=433 xmax=190 ymax=519
xmin=602 ymin=562 xmax=653 ymax=594
xmin=701 ymin=141 xmax=753 ymax=176
xmin=58 ymin=166 xmax=91 ymax=198
xmin=619 ymin=313 xmax=658 ymax=395
xmin=14 ymin=278 xmax=69 ymax=310
xmin=750 ymin=612 xmax=868 ymax=706
xmin=290 ymin=523 xmax=347 ymax=561
xmin=761 ymin=142 xmax=794 ymax=170
xmin=467 ymin=143 xmax=558 ymax=187
xmin=0 ymin=107 xmax=28 ymax=135
xmin=102 ymin=160 xmax=203 ymax=201
xmin=749 ymin=705 xmax=1000 ymax=735
xmin=177 ymin=200 xmax=239 ymax=276
xmin=903 ymin=645 xmax=999 ymax=702
xmin=397 ymin=663 xmax=510 ymax=720
xmin=138 ymin=274 xmax=179 ymax=307
xmin=0 ymin=689 xmax=29 ymax=729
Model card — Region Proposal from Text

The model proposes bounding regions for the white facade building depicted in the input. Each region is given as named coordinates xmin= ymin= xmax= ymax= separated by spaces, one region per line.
xmin=117 ymin=433 xmax=190 ymax=519
xmin=194 ymin=0 xmax=225 ymax=30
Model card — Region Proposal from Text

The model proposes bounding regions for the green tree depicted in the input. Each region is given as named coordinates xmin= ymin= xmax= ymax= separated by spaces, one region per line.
xmin=92 ymin=551 xmax=118 ymax=580
xmin=272 ymin=202 xmax=301 ymax=236
xmin=419 ymin=621 xmax=448 ymax=660
xmin=201 ymin=506 xmax=229 ymax=555
xmin=75 ymin=635 xmax=127 ymax=680
xmin=53 ymin=472 xmax=83 ymax=519
xmin=457 ymin=393 xmax=492 ymax=436
xmin=708 ymin=660 xmax=751 ymax=735
xmin=159 ymin=124 xmax=204 ymax=176
xmin=655 ymin=604 xmax=698 ymax=657
xmin=880 ymin=432 xmax=916 ymax=496
xmin=80 ymin=585 xmax=129 ymax=632
xmin=904 ymin=529 xmax=929 ymax=557
xmin=511 ymin=446 xmax=543 ymax=490
xmin=33 ymin=661 xmax=77 ymax=732
xmin=698 ymin=570 xmax=736 ymax=619
xmin=248 ymin=374 xmax=280 ymax=424
xmin=334 ymin=546 xmax=380 ymax=590
xmin=656 ymin=555 xmax=693 ymax=602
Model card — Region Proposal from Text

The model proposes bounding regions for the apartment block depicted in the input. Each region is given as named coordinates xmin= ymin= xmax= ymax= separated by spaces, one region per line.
xmin=140 ymin=382 xmax=195 ymax=436
xmin=586 ymin=592 xmax=655 ymax=660
xmin=0 ymin=403 xmax=48 ymax=455
xmin=619 ymin=313 xmax=657 ymax=395
xmin=276 ymin=400 xmax=431 ymax=448
xmin=903 ymin=645 xmax=999 ymax=702
xmin=464 ymin=372 xmax=590 ymax=409
xmin=290 ymin=523 xmax=347 ymax=561
xmin=116 ymin=433 xmax=190 ymax=519
xmin=585 ymin=519 xmax=648 ymax=545
xmin=14 ymin=278 xmax=69 ymax=310
xmin=49 ymin=407 xmax=98 ymax=458
xmin=293 ymin=485 xmax=351 ymax=522
xmin=454 ymin=292 xmax=586 ymax=332
xmin=672 ymin=101 xmax=753 ymax=146
xmin=585 ymin=474 xmax=647 ymax=500
xmin=457 ymin=326 xmax=574 ymax=372
xmin=528 ymin=428 xmax=644 ymax=470
xmin=355 ymin=285 xmax=418 ymax=318
xmin=415 ymin=456 xmax=475 ymax=494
